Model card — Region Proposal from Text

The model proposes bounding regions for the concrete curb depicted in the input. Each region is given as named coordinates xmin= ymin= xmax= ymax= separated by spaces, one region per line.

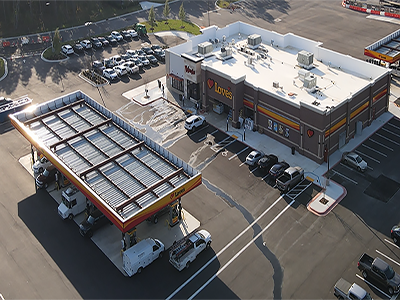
xmin=40 ymin=47 xmax=69 ymax=63
xmin=0 ymin=57 xmax=8 ymax=82
xmin=78 ymin=71 xmax=109 ymax=87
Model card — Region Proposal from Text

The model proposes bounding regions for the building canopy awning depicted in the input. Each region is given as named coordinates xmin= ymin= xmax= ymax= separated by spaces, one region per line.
xmin=168 ymin=73 xmax=184 ymax=81
xmin=10 ymin=91 xmax=201 ymax=233
xmin=364 ymin=28 xmax=400 ymax=63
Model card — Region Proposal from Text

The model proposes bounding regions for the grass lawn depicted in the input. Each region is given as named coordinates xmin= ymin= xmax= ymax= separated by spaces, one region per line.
xmin=0 ymin=59 xmax=4 ymax=78
xmin=141 ymin=19 xmax=202 ymax=36
xmin=216 ymin=0 xmax=237 ymax=8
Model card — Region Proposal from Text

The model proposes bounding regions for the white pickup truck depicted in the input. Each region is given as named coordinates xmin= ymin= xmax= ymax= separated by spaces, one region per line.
xmin=169 ymin=229 xmax=212 ymax=271
xmin=334 ymin=278 xmax=372 ymax=300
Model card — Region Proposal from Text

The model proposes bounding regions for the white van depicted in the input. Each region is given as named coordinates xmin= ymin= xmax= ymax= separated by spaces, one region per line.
xmin=58 ymin=187 xmax=87 ymax=220
xmin=122 ymin=238 xmax=164 ymax=276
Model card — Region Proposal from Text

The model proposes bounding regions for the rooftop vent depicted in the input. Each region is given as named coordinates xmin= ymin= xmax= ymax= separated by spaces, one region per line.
xmin=303 ymin=75 xmax=317 ymax=92
xmin=273 ymin=81 xmax=279 ymax=88
xmin=216 ymin=46 xmax=233 ymax=61
xmin=247 ymin=34 xmax=262 ymax=49
xmin=297 ymin=50 xmax=314 ymax=70
xmin=198 ymin=41 xmax=213 ymax=55
xmin=298 ymin=69 xmax=310 ymax=82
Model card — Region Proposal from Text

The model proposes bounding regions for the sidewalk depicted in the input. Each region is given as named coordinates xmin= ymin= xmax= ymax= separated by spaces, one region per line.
xmin=123 ymin=76 xmax=400 ymax=217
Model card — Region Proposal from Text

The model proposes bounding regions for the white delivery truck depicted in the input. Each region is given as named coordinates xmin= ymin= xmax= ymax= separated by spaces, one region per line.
xmin=58 ymin=187 xmax=87 ymax=220
xmin=122 ymin=238 xmax=165 ymax=276
xmin=169 ymin=229 xmax=212 ymax=271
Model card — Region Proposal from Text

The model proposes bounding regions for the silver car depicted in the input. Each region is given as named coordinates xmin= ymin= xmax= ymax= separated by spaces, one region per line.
xmin=245 ymin=150 xmax=264 ymax=166
xmin=341 ymin=152 xmax=367 ymax=172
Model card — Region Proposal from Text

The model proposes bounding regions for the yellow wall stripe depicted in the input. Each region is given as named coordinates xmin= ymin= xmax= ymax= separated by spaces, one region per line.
xmin=257 ymin=105 xmax=300 ymax=131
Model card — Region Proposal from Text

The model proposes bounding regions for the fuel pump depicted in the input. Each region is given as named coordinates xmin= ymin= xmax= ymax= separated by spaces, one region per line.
xmin=169 ymin=199 xmax=180 ymax=227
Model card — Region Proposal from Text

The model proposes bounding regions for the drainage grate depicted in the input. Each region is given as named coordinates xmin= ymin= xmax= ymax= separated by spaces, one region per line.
xmin=364 ymin=174 xmax=400 ymax=203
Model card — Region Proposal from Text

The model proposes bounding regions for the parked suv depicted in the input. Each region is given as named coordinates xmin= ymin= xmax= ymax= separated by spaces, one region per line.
xmin=35 ymin=165 xmax=57 ymax=189
xmin=185 ymin=115 xmax=205 ymax=131
xmin=79 ymin=209 xmax=111 ymax=237
xmin=258 ymin=154 xmax=278 ymax=170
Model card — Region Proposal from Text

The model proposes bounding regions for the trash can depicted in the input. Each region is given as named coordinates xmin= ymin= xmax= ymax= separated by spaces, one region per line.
xmin=291 ymin=146 xmax=295 ymax=155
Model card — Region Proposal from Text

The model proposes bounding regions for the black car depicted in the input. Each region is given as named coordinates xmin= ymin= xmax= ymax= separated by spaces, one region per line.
xmin=135 ymin=49 xmax=145 ymax=56
xmin=258 ymin=154 xmax=278 ymax=171
xmin=151 ymin=44 xmax=161 ymax=51
xmin=90 ymin=37 xmax=102 ymax=48
xmin=146 ymin=54 xmax=158 ymax=65
xmin=120 ymin=30 xmax=132 ymax=40
xmin=79 ymin=209 xmax=111 ymax=237
xmin=269 ymin=161 xmax=290 ymax=180
xmin=142 ymin=46 xmax=154 ymax=55
xmin=153 ymin=49 xmax=165 ymax=62
xmin=106 ymin=35 xmax=118 ymax=46
xmin=73 ymin=43 xmax=84 ymax=53
xmin=97 ymin=36 xmax=110 ymax=47
xmin=391 ymin=225 xmax=400 ymax=245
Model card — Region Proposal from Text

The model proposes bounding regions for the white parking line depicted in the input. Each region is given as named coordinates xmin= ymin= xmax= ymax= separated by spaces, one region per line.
xmin=376 ymin=250 xmax=400 ymax=267
xmin=239 ymin=161 xmax=246 ymax=167
xmin=382 ymin=127 xmax=400 ymax=139
xmin=376 ymin=133 xmax=400 ymax=146
xmin=369 ymin=138 xmax=394 ymax=151
xmin=355 ymin=150 xmax=380 ymax=163
xmin=361 ymin=144 xmax=387 ymax=157
xmin=187 ymin=200 xmax=296 ymax=300
xmin=228 ymin=147 xmax=248 ymax=160
xmin=384 ymin=238 xmax=400 ymax=249
xmin=262 ymin=174 xmax=270 ymax=180
xmin=166 ymin=196 xmax=286 ymax=300
xmin=332 ymin=169 xmax=358 ymax=185
xmin=250 ymin=166 xmax=259 ymax=173
xmin=388 ymin=122 xmax=400 ymax=131
xmin=355 ymin=274 xmax=391 ymax=299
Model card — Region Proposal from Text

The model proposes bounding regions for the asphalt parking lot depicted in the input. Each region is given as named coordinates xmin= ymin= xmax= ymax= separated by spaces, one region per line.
xmin=2 ymin=1 xmax=400 ymax=299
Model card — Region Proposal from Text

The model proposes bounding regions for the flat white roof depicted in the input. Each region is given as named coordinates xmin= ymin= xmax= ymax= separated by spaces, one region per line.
xmin=171 ymin=22 xmax=390 ymax=113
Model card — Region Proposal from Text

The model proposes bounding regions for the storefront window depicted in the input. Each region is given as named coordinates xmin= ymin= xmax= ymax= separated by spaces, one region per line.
xmin=172 ymin=78 xmax=184 ymax=91
xmin=187 ymin=80 xmax=200 ymax=100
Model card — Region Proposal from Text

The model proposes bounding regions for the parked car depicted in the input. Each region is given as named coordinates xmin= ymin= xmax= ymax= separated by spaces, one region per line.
xmin=122 ymin=61 xmax=139 ymax=75
xmin=61 ymin=44 xmax=74 ymax=55
xmin=258 ymin=154 xmax=278 ymax=171
xmin=151 ymin=44 xmax=161 ymax=51
xmin=32 ymin=156 xmax=52 ymax=173
xmin=79 ymin=209 xmax=111 ymax=238
xmin=333 ymin=278 xmax=372 ymax=300
xmin=126 ymin=29 xmax=138 ymax=38
xmin=111 ymin=31 xmax=123 ymax=42
xmin=391 ymin=225 xmax=400 ymax=245
xmin=113 ymin=65 xmax=128 ymax=77
xmin=146 ymin=54 xmax=158 ymax=65
xmin=131 ymin=58 xmax=143 ymax=69
xmin=184 ymin=115 xmax=206 ymax=131
xmin=142 ymin=46 xmax=154 ymax=55
xmin=245 ymin=150 xmax=264 ymax=166
xmin=35 ymin=165 xmax=57 ymax=189
xmin=138 ymin=55 xmax=150 ymax=66
xmin=103 ymin=58 xmax=114 ymax=68
xmin=120 ymin=30 xmax=132 ymax=40
xmin=73 ymin=43 xmax=84 ymax=53
xmin=80 ymin=39 xmax=92 ymax=49
xmin=97 ymin=36 xmax=110 ymax=47
xmin=111 ymin=55 xmax=124 ymax=66
xmin=126 ymin=49 xmax=137 ymax=58
xmin=342 ymin=152 xmax=367 ymax=172
xmin=90 ymin=37 xmax=102 ymax=48
xmin=269 ymin=162 xmax=290 ymax=180
xmin=153 ymin=49 xmax=165 ymax=62
xmin=276 ymin=166 xmax=304 ymax=193
xmin=103 ymin=68 xmax=118 ymax=81
xmin=106 ymin=35 xmax=118 ymax=46
xmin=135 ymin=49 xmax=145 ymax=56
xmin=92 ymin=60 xmax=105 ymax=74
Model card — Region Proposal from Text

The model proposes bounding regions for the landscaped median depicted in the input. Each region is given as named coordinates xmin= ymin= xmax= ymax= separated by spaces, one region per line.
xmin=0 ymin=58 xmax=5 ymax=78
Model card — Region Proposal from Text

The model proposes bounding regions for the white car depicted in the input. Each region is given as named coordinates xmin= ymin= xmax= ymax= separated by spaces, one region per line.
xmin=113 ymin=65 xmax=128 ymax=77
xmin=246 ymin=150 xmax=264 ymax=166
xmin=111 ymin=55 xmax=124 ymax=66
xmin=184 ymin=115 xmax=206 ymax=131
xmin=138 ymin=55 xmax=150 ymax=66
xmin=111 ymin=31 xmax=123 ymax=42
xmin=61 ymin=45 xmax=74 ymax=55
xmin=103 ymin=68 xmax=118 ymax=81
xmin=122 ymin=62 xmax=139 ymax=75
xmin=341 ymin=152 xmax=368 ymax=172
xmin=33 ymin=156 xmax=52 ymax=173
xmin=126 ymin=29 xmax=138 ymax=38
xmin=80 ymin=39 xmax=92 ymax=49
xmin=126 ymin=49 xmax=137 ymax=58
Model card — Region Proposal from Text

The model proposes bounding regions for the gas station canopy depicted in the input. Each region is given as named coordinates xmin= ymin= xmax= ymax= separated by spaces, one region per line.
xmin=10 ymin=91 xmax=202 ymax=233
xmin=364 ymin=28 xmax=400 ymax=63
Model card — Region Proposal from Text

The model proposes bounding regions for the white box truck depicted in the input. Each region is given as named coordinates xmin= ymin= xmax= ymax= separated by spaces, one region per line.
xmin=169 ymin=229 xmax=212 ymax=271
xmin=122 ymin=238 xmax=165 ymax=276
xmin=58 ymin=187 xmax=87 ymax=220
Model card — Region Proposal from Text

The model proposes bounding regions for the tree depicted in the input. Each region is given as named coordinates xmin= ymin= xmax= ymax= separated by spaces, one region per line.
xmin=163 ymin=0 xmax=170 ymax=24
xmin=53 ymin=28 xmax=62 ymax=53
xmin=178 ymin=2 xmax=186 ymax=28
xmin=148 ymin=5 xmax=155 ymax=30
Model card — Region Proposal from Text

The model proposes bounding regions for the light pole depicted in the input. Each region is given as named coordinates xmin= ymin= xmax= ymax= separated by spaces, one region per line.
xmin=85 ymin=22 xmax=93 ymax=77
xmin=326 ymin=105 xmax=334 ymax=186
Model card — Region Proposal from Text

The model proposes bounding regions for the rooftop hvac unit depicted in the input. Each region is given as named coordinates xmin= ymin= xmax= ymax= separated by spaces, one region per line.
xmin=297 ymin=50 xmax=314 ymax=69
xmin=303 ymin=75 xmax=317 ymax=92
xmin=198 ymin=41 xmax=213 ymax=55
xmin=247 ymin=34 xmax=262 ymax=49
xmin=247 ymin=56 xmax=253 ymax=65
xmin=298 ymin=69 xmax=310 ymax=82
xmin=273 ymin=81 xmax=279 ymax=88
xmin=217 ymin=47 xmax=233 ymax=60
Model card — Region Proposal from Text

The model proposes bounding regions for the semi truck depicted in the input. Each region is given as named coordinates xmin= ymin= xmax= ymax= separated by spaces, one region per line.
xmin=333 ymin=278 xmax=372 ymax=300
xmin=58 ymin=187 xmax=88 ymax=220
xmin=169 ymin=229 xmax=212 ymax=271
xmin=122 ymin=238 xmax=164 ymax=276
xmin=357 ymin=253 xmax=400 ymax=295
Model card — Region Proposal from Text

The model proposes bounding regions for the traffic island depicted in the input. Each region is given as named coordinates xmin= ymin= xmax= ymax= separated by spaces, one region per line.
xmin=79 ymin=69 xmax=109 ymax=87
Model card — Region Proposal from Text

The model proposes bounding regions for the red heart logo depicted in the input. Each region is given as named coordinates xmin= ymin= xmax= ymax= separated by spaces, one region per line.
xmin=207 ymin=78 xmax=214 ymax=89
xmin=307 ymin=129 xmax=314 ymax=138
